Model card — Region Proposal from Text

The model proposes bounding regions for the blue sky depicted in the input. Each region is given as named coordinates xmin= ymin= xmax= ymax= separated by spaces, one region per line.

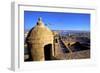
xmin=24 ymin=11 xmax=90 ymax=31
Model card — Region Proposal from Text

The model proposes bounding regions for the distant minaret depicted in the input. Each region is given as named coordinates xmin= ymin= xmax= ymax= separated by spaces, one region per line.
xmin=68 ymin=33 xmax=71 ymax=37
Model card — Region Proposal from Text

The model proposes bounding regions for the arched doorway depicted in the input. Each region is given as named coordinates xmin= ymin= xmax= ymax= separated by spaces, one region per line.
xmin=44 ymin=44 xmax=52 ymax=60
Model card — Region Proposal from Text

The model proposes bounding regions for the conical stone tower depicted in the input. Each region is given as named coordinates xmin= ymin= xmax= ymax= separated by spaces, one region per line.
xmin=26 ymin=17 xmax=54 ymax=61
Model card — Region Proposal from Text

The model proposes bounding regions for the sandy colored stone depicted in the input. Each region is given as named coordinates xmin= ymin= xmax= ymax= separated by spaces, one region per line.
xmin=26 ymin=17 xmax=54 ymax=61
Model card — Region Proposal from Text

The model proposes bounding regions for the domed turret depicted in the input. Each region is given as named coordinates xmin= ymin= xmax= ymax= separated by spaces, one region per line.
xmin=26 ymin=17 xmax=54 ymax=61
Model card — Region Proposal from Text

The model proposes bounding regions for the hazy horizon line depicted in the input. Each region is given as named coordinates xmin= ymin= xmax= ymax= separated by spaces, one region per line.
xmin=24 ymin=29 xmax=90 ymax=32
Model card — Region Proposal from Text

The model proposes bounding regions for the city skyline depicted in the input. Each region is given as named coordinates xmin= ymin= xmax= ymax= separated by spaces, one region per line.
xmin=24 ymin=11 xmax=90 ymax=31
